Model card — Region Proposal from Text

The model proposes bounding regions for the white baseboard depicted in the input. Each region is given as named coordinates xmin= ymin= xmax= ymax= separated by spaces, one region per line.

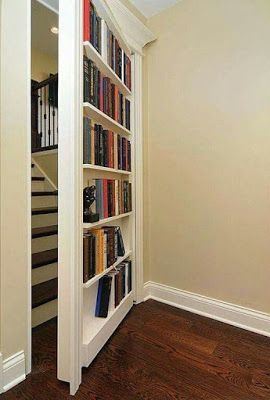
xmin=0 ymin=351 xmax=26 ymax=393
xmin=144 ymin=281 xmax=270 ymax=337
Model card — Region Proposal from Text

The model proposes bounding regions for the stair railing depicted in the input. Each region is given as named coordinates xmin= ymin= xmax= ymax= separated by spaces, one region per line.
xmin=31 ymin=74 xmax=58 ymax=153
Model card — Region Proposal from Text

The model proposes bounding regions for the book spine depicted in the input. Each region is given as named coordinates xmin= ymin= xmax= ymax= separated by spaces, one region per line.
xmin=83 ymin=0 xmax=90 ymax=42
xmin=83 ymin=235 xmax=90 ymax=283
xmin=103 ymin=231 xmax=107 ymax=271
xmin=90 ymin=120 xmax=95 ymax=164
xmin=114 ymin=133 xmax=118 ymax=170
xmin=103 ymin=179 xmax=108 ymax=219
xmin=115 ymin=180 xmax=119 ymax=216
xmin=83 ymin=56 xmax=90 ymax=103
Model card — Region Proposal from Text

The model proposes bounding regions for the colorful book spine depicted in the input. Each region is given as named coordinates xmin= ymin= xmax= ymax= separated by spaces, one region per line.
xmin=83 ymin=226 xmax=125 ymax=283
xmin=94 ymin=179 xmax=132 ymax=219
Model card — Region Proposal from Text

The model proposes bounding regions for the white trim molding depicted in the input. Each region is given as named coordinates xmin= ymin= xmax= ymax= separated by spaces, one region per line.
xmin=144 ymin=281 xmax=270 ymax=338
xmin=0 ymin=351 xmax=26 ymax=393
xmin=107 ymin=0 xmax=156 ymax=55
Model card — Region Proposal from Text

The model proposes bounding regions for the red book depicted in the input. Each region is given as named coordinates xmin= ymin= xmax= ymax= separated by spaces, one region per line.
xmin=99 ymin=73 xmax=103 ymax=112
xmin=114 ymin=86 xmax=119 ymax=121
xmin=103 ymin=179 xmax=108 ymax=219
xmin=83 ymin=0 xmax=90 ymax=42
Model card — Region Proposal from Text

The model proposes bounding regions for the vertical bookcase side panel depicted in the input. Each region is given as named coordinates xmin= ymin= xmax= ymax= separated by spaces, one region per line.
xmin=58 ymin=0 xmax=83 ymax=394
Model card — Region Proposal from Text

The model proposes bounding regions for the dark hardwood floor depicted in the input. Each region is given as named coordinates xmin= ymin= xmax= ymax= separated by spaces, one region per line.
xmin=2 ymin=299 xmax=270 ymax=399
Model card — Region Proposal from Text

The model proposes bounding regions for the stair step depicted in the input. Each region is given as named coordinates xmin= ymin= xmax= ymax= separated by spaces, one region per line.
xmin=32 ymin=248 xmax=58 ymax=269
xmin=32 ymin=225 xmax=58 ymax=239
xmin=32 ymin=278 xmax=58 ymax=308
xmin=32 ymin=191 xmax=58 ymax=197
xmin=32 ymin=177 xmax=45 ymax=181
xmin=32 ymin=207 xmax=58 ymax=215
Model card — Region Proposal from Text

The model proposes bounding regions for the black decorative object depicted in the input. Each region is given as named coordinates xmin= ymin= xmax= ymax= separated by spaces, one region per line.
xmin=83 ymin=185 xmax=99 ymax=223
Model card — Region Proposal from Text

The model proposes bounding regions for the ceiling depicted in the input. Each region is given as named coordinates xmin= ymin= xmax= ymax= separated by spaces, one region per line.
xmin=32 ymin=0 xmax=58 ymax=57
xmin=128 ymin=0 xmax=180 ymax=18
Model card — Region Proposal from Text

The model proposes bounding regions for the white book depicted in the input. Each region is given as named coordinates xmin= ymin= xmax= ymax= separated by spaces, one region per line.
xmin=101 ymin=19 xmax=107 ymax=62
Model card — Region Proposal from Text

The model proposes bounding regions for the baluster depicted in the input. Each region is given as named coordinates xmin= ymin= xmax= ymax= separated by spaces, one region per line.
xmin=44 ymin=84 xmax=47 ymax=148
xmin=48 ymin=82 xmax=51 ymax=147
xmin=52 ymin=78 xmax=56 ymax=146
xmin=39 ymin=87 xmax=43 ymax=149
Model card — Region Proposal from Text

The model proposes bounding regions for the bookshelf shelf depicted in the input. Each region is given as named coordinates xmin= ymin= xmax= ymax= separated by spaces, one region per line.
xmin=83 ymin=164 xmax=131 ymax=175
xmin=83 ymin=250 xmax=132 ymax=288
xmin=83 ymin=212 xmax=132 ymax=229
xmin=82 ymin=291 xmax=134 ymax=367
xmin=83 ymin=102 xmax=131 ymax=137
xmin=84 ymin=42 xmax=131 ymax=97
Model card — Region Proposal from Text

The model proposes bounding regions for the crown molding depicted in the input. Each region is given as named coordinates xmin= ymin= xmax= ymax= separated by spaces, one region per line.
xmin=106 ymin=0 xmax=156 ymax=54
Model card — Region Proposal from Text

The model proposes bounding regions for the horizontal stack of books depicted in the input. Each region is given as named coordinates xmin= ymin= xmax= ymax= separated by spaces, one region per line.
xmin=94 ymin=179 xmax=132 ymax=220
xmin=83 ymin=225 xmax=125 ymax=283
xmin=106 ymin=27 xmax=132 ymax=90
xmin=83 ymin=0 xmax=101 ymax=53
xmin=83 ymin=117 xmax=131 ymax=170
xmin=84 ymin=57 xmax=131 ymax=130
xmin=95 ymin=260 xmax=132 ymax=318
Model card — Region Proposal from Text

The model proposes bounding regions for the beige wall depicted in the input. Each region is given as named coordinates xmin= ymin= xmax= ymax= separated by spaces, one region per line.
xmin=145 ymin=0 xmax=270 ymax=313
xmin=0 ymin=0 xmax=31 ymax=363
xmin=32 ymin=47 xmax=57 ymax=82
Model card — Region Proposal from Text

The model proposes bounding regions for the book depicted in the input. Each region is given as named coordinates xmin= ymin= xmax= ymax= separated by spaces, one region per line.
xmin=83 ymin=0 xmax=90 ymax=42
xmin=95 ymin=275 xmax=112 ymax=318
xmin=83 ymin=121 xmax=131 ymax=170
xmin=83 ymin=58 xmax=131 ymax=129
xmin=83 ymin=226 xmax=125 ymax=282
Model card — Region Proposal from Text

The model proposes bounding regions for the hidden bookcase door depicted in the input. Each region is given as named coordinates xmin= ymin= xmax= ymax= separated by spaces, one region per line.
xmin=57 ymin=0 xmax=153 ymax=395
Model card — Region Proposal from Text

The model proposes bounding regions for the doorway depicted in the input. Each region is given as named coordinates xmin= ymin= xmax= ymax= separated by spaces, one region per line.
xmin=31 ymin=0 xmax=59 ymax=374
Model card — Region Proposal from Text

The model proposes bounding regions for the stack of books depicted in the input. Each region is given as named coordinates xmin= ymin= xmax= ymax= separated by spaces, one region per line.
xmin=95 ymin=260 xmax=132 ymax=318
xmin=84 ymin=57 xmax=131 ymax=130
xmin=83 ymin=117 xmax=131 ymax=170
xmin=94 ymin=179 xmax=132 ymax=220
xmin=106 ymin=26 xmax=132 ymax=90
xmin=83 ymin=225 xmax=125 ymax=283
xmin=83 ymin=0 xmax=101 ymax=53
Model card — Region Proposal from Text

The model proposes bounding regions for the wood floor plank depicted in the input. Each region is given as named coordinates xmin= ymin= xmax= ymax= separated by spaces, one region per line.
xmin=2 ymin=299 xmax=270 ymax=400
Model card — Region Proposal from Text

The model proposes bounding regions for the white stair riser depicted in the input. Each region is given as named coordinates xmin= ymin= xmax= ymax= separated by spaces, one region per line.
xmin=32 ymin=299 xmax=57 ymax=328
xmin=31 ymin=181 xmax=46 ymax=192
xmin=32 ymin=263 xmax=58 ymax=286
xmin=31 ymin=196 xmax=58 ymax=208
xmin=32 ymin=235 xmax=58 ymax=253
xmin=32 ymin=213 xmax=58 ymax=228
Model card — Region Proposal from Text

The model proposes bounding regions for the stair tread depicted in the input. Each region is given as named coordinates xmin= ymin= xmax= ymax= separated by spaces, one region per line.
xmin=32 ymin=207 xmax=58 ymax=215
xmin=32 ymin=278 xmax=58 ymax=308
xmin=32 ymin=177 xmax=45 ymax=181
xmin=32 ymin=225 xmax=58 ymax=239
xmin=32 ymin=248 xmax=58 ymax=269
xmin=32 ymin=191 xmax=58 ymax=196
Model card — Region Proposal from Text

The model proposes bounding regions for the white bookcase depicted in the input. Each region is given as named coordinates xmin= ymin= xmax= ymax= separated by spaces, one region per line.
xmin=81 ymin=0 xmax=135 ymax=368
xmin=58 ymin=0 xmax=154 ymax=394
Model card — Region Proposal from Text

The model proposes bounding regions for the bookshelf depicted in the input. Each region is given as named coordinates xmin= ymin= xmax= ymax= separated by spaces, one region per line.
xmin=83 ymin=163 xmax=132 ymax=175
xmin=81 ymin=0 xmax=134 ymax=371
xmin=83 ymin=102 xmax=131 ymax=136
xmin=58 ymin=0 xmax=154 ymax=393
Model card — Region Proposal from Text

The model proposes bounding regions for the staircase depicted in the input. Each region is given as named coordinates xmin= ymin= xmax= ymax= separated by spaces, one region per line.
xmin=31 ymin=162 xmax=58 ymax=328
